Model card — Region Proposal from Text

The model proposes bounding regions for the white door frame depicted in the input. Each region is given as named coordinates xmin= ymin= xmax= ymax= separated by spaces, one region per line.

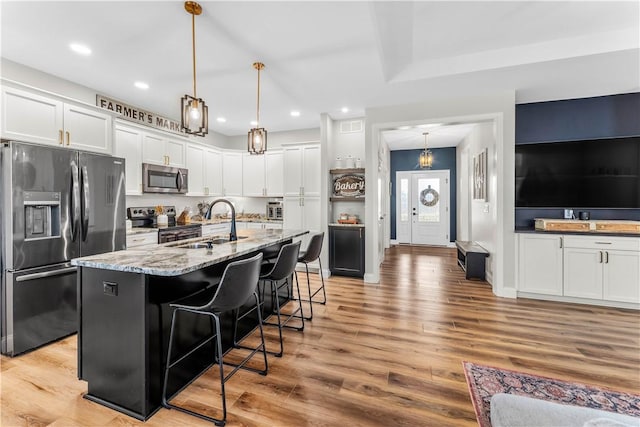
xmin=396 ymin=170 xmax=450 ymax=246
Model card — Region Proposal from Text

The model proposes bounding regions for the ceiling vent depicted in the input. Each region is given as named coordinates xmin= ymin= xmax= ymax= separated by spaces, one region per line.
xmin=340 ymin=120 xmax=363 ymax=133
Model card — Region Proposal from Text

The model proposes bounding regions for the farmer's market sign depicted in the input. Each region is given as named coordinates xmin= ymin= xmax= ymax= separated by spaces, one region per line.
xmin=333 ymin=174 xmax=365 ymax=197
xmin=96 ymin=95 xmax=187 ymax=136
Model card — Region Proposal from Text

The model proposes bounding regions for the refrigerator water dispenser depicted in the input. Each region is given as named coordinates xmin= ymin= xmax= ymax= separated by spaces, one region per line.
xmin=23 ymin=191 xmax=60 ymax=240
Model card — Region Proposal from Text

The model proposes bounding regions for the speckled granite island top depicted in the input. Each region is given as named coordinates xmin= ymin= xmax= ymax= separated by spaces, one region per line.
xmin=71 ymin=228 xmax=307 ymax=276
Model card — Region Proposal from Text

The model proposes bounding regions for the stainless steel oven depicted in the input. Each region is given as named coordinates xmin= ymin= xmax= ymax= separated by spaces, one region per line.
xmin=158 ymin=225 xmax=201 ymax=243
xmin=142 ymin=163 xmax=188 ymax=194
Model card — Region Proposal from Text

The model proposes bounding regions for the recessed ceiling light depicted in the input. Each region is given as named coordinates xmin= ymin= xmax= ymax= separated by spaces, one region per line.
xmin=418 ymin=123 xmax=443 ymax=129
xmin=341 ymin=107 xmax=349 ymax=113
xmin=290 ymin=110 xmax=301 ymax=117
xmin=397 ymin=126 xmax=411 ymax=130
xmin=250 ymin=120 xmax=258 ymax=126
xmin=69 ymin=43 xmax=92 ymax=56
xmin=216 ymin=117 xmax=227 ymax=123
xmin=134 ymin=81 xmax=149 ymax=90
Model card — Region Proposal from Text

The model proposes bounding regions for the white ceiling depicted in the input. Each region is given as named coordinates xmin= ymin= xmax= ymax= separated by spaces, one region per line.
xmin=1 ymin=1 xmax=638 ymax=148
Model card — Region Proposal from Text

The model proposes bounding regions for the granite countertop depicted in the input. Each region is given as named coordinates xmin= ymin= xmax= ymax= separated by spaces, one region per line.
xmin=190 ymin=215 xmax=283 ymax=225
xmin=72 ymin=228 xmax=307 ymax=276
xmin=329 ymin=223 xmax=365 ymax=228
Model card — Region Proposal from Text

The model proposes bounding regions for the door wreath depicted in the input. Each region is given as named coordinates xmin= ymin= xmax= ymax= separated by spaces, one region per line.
xmin=420 ymin=186 xmax=439 ymax=207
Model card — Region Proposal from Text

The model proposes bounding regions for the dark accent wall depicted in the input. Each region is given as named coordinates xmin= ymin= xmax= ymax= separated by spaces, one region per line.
xmin=515 ymin=92 xmax=640 ymax=229
xmin=390 ymin=147 xmax=457 ymax=241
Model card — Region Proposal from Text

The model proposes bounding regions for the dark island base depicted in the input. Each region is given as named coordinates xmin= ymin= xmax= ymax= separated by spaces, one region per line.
xmin=78 ymin=246 xmax=291 ymax=421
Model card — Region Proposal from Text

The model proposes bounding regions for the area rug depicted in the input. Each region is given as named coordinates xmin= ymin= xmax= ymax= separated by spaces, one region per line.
xmin=463 ymin=361 xmax=640 ymax=427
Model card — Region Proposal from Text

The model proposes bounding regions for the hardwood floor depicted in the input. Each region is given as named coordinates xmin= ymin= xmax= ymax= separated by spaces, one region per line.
xmin=2 ymin=245 xmax=639 ymax=426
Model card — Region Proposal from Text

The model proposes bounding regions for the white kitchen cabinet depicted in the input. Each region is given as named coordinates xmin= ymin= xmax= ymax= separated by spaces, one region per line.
xmin=142 ymin=134 xmax=185 ymax=167
xmin=126 ymin=231 xmax=158 ymax=248
xmin=242 ymin=153 xmax=265 ymax=197
xmin=242 ymin=150 xmax=283 ymax=197
xmin=204 ymin=148 xmax=223 ymax=197
xmin=283 ymin=144 xmax=320 ymax=197
xmin=202 ymin=223 xmax=231 ymax=237
xmin=222 ymin=151 xmax=243 ymax=196
xmin=186 ymin=144 xmax=205 ymax=196
xmin=517 ymin=233 xmax=640 ymax=307
xmin=114 ymin=124 xmax=143 ymax=195
xmin=2 ymin=85 xmax=112 ymax=154
xmin=518 ymin=234 xmax=564 ymax=296
xmin=564 ymin=236 xmax=640 ymax=303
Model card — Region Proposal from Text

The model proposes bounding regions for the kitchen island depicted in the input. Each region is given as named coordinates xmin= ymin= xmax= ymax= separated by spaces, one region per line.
xmin=71 ymin=228 xmax=307 ymax=421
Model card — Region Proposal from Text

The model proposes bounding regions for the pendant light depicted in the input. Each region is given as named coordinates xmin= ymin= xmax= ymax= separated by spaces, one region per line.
xmin=181 ymin=1 xmax=208 ymax=136
xmin=248 ymin=62 xmax=267 ymax=154
xmin=419 ymin=132 xmax=434 ymax=168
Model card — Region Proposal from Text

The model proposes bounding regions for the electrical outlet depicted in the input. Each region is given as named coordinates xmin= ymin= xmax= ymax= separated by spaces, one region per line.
xmin=483 ymin=204 xmax=489 ymax=213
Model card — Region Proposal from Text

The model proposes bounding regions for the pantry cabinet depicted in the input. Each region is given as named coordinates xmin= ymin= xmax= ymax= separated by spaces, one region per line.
xmin=2 ymin=85 xmax=112 ymax=154
xmin=283 ymin=144 xmax=321 ymax=197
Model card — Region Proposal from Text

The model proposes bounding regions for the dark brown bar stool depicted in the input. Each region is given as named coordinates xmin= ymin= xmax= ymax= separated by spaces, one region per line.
xmin=161 ymin=253 xmax=267 ymax=426
xmin=297 ymin=232 xmax=326 ymax=320
xmin=259 ymin=240 xmax=304 ymax=357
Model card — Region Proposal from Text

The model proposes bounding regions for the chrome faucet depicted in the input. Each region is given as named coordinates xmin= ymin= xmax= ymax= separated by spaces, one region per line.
xmin=204 ymin=198 xmax=237 ymax=241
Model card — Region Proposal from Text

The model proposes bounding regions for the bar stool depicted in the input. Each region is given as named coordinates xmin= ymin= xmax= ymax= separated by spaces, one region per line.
xmin=259 ymin=240 xmax=304 ymax=357
xmin=298 ymin=232 xmax=326 ymax=320
xmin=161 ymin=253 xmax=267 ymax=426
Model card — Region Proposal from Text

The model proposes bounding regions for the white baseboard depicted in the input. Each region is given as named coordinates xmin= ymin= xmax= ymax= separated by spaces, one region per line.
xmin=363 ymin=273 xmax=379 ymax=284
xmin=495 ymin=287 xmax=517 ymax=298
xmin=390 ymin=239 xmax=398 ymax=245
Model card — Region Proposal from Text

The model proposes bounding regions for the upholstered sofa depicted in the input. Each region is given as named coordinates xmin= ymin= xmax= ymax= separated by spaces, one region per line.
xmin=490 ymin=393 xmax=640 ymax=427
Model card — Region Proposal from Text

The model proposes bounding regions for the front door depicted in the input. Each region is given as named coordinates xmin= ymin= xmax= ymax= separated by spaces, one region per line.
xmin=396 ymin=170 xmax=450 ymax=246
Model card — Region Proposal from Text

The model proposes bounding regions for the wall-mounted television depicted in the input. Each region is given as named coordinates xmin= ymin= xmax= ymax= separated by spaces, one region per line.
xmin=515 ymin=136 xmax=640 ymax=208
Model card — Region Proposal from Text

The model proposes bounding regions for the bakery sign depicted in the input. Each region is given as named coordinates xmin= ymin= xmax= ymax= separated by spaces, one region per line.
xmin=96 ymin=95 xmax=188 ymax=136
xmin=333 ymin=174 xmax=365 ymax=197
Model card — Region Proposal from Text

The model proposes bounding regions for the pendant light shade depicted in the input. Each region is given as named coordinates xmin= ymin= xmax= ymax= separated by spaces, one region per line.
xmin=181 ymin=1 xmax=208 ymax=136
xmin=419 ymin=132 xmax=434 ymax=169
xmin=248 ymin=62 xmax=267 ymax=154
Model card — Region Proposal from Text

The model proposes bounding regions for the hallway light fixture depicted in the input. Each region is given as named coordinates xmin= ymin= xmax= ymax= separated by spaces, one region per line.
xmin=248 ymin=62 xmax=267 ymax=154
xmin=180 ymin=1 xmax=208 ymax=136
xmin=419 ymin=132 xmax=434 ymax=169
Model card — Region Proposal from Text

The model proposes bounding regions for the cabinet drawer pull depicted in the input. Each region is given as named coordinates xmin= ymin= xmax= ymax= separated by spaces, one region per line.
xmin=599 ymin=251 xmax=603 ymax=263
xmin=595 ymin=241 xmax=612 ymax=245
xmin=559 ymin=237 xmax=563 ymax=249
xmin=604 ymin=251 xmax=609 ymax=264
xmin=65 ymin=131 xmax=70 ymax=146
xmin=59 ymin=129 xmax=64 ymax=145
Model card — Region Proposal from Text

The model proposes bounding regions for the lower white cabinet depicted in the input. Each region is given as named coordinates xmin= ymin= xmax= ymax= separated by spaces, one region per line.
xmin=518 ymin=234 xmax=563 ymax=296
xmin=518 ymin=233 xmax=640 ymax=306
xmin=126 ymin=231 xmax=158 ymax=248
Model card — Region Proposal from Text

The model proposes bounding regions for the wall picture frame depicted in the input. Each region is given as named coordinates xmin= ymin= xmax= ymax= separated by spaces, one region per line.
xmin=473 ymin=148 xmax=487 ymax=201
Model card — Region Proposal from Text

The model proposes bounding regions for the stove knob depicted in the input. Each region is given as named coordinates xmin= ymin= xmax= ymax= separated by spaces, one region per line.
xmin=150 ymin=209 xmax=155 ymax=215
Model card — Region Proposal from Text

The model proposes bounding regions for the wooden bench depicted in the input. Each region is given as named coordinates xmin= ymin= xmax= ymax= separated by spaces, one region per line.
xmin=455 ymin=241 xmax=489 ymax=281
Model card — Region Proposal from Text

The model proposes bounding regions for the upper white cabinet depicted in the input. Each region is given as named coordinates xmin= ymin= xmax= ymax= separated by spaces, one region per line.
xmin=142 ymin=134 xmax=185 ymax=167
xmin=518 ymin=234 xmax=563 ymax=296
xmin=204 ymin=148 xmax=223 ymax=197
xmin=283 ymin=144 xmax=320 ymax=197
xmin=2 ymin=86 xmax=112 ymax=154
xmin=114 ymin=124 xmax=143 ymax=195
xmin=242 ymin=150 xmax=283 ymax=197
xmin=222 ymin=151 xmax=243 ymax=196
xmin=186 ymin=144 xmax=223 ymax=197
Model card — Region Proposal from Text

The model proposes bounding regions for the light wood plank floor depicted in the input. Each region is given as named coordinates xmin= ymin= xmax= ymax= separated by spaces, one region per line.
xmin=2 ymin=245 xmax=639 ymax=426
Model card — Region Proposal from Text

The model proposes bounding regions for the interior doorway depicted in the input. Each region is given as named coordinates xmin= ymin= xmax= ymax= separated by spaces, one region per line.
xmin=396 ymin=170 xmax=450 ymax=246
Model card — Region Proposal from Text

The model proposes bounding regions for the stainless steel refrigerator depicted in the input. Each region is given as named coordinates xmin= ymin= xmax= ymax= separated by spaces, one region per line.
xmin=1 ymin=140 xmax=126 ymax=356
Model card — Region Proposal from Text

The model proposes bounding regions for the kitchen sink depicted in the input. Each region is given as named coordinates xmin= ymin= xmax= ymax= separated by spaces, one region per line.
xmin=172 ymin=235 xmax=248 ymax=249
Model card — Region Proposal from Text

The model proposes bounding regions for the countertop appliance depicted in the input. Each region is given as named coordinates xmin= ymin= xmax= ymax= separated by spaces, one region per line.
xmin=267 ymin=201 xmax=283 ymax=220
xmin=127 ymin=206 xmax=201 ymax=243
xmin=142 ymin=163 xmax=188 ymax=194
xmin=1 ymin=140 xmax=126 ymax=356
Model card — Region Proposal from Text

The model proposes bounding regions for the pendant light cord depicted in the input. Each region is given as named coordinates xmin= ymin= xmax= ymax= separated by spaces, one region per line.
xmin=191 ymin=11 xmax=197 ymax=98
xmin=256 ymin=66 xmax=261 ymax=126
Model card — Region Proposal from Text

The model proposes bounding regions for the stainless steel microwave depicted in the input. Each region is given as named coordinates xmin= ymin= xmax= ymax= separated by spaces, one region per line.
xmin=142 ymin=163 xmax=188 ymax=194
